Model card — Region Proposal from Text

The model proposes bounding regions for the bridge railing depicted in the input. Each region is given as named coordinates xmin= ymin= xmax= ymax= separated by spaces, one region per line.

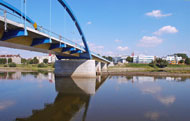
xmin=0 ymin=7 xmax=109 ymax=62
xmin=0 ymin=8 xmax=85 ymax=51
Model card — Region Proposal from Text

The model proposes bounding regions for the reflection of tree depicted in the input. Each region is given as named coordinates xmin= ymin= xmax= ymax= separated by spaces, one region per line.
xmin=16 ymin=92 xmax=91 ymax=121
xmin=0 ymin=72 xmax=16 ymax=80
xmin=16 ymin=76 xmax=108 ymax=121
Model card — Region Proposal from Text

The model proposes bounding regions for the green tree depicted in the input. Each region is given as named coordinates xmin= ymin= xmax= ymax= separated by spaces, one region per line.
xmin=149 ymin=58 xmax=168 ymax=68
xmin=21 ymin=58 xmax=27 ymax=64
xmin=185 ymin=58 xmax=190 ymax=65
xmin=175 ymin=53 xmax=188 ymax=59
xmin=149 ymin=61 xmax=157 ymax=68
xmin=0 ymin=58 xmax=7 ymax=64
xmin=43 ymin=59 xmax=48 ymax=64
xmin=29 ymin=59 xmax=34 ymax=64
xmin=8 ymin=58 xmax=12 ymax=63
xmin=8 ymin=62 xmax=16 ymax=67
xmin=33 ymin=57 xmax=39 ymax=64
xmin=179 ymin=60 xmax=184 ymax=64
xmin=126 ymin=56 xmax=133 ymax=63
xmin=103 ymin=56 xmax=113 ymax=62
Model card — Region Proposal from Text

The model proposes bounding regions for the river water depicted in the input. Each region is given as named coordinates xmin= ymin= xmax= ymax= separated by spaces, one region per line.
xmin=0 ymin=71 xmax=190 ymax=121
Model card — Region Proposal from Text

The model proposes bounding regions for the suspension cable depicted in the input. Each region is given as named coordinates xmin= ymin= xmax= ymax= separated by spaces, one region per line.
xmin=24 ymin=0 xmax=27 ymax=35
xmin=49 ymin=0 xmax=52 ymax=42
xmin=20 ymin=0 xmax=23 ymax=24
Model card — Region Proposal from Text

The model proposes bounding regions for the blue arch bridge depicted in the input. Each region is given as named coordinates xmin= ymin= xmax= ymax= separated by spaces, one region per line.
xmin=0 ymin=0 xmax=110 ymax=77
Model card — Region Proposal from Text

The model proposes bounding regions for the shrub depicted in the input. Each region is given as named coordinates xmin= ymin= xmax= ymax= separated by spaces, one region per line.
xmin=185 ymin=58 xmax=190 ymax=65
xmin=43 ymin=59 xmax=48 ymax=64
xmin=8 ymin=58 xmax=12 ymax=63
xmin=38 ymin=63 xmax=48 ymax=68
xmin=0 ymin=58 xmax=7 ymax=64
xmin=4 ymin=65 xmax=8 ymax=67
xmin=179 ymin=60 xmax=184 ymax=64
xmin=9 ymin=62 xmax=16 ymax=67
xmin=149 ymin=61 xmax=157 ymax=68
xmin=149 ymin=58 xmax=168 ymax=68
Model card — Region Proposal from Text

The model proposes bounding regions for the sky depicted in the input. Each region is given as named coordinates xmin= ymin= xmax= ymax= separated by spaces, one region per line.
xmin=0 ymin=0 xmax=190 ymax=58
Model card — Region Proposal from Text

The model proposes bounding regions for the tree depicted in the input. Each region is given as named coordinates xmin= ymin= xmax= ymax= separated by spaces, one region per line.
xmin=33 ymin=57 xmax=39 ymax=64
xmin=21 ymin=58 xmax=27 ymax=64
xmin=156 ymin=58 xmax=168 ymax=68
xmin=0 ymin=58 xmax=7 ymax=64
xmin=179 ymin=60 xmax=184 ymax=64
xmin=8 ymin=62 xmax=16 ymax=67
xmin=103 ymin=56 xmax=113 ymax=62
xmin=126 ymin=56 xmax=133 ymax=63
xmin=8 ymin=58 xmax=12 ymax=63
xmin=149 ymin=61 xmax=157 ymax=68
xmin=43 ymin=59 xmax=48 ymax=64
xmin=149 ymin=58 xmax=168 ymax=68
xmin=175 ymin=53 xmax=188 ymax=59
xmin=185 ymin=58 xmax=190 ymax=65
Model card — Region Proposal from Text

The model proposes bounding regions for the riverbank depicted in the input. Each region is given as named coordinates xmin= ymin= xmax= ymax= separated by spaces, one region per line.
xmin=105 ymin=64 xmax=190 ymax=77
xmin=0 ymin=64 xmax=54 ymax=72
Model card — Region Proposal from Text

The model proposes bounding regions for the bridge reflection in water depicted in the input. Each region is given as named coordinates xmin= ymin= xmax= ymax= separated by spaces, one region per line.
xmin=15 ymin=75 xmax=108 ymax=121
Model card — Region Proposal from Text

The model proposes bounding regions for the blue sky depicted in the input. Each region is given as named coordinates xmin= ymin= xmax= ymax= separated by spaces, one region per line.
xmin=0 ymin=0 xmax=190 ymax=58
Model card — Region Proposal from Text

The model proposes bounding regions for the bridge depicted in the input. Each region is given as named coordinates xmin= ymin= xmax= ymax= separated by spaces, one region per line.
xmin=0 ymin=0 xmax=110 ymax=77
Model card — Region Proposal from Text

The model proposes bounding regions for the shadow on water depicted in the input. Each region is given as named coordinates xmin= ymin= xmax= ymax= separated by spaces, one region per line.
xmin=15 ymin=75 xmax=108 ymax=121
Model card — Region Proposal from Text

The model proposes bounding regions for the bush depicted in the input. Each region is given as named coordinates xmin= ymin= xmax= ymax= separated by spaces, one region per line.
xmin=43 ymin=59 xmax=49 ymax=64
xmin=149 ymin=61 xmax=157 ymax=68
xmin=179 ymin=60 xmax=184 ymax=64
xmin=9 ymin=62 xmax=16 ymax=67
xmin=0 ymin=58 xmax=7 ymax=64
xmin=38 ymin=63 xmax=48 ymax=68
xmin=4 ymin=65 xmax=8 ymax=67
xmin=8 ymin=58 xmax=12 ymax=63
xmin=149 ymin=58 xmax=168 ymax=68
xmin=185 ymin=58 xmax=190 ymax=65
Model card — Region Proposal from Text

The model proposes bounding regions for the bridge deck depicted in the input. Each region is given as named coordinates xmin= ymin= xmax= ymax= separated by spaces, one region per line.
xmin=0 ymin=16 xmax=110 ymax=63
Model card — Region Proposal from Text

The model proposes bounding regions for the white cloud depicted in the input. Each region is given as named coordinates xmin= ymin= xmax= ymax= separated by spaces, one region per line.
xmin=0 ymin=100 xmax=15 ymax=110
xmin=138 ymin=36 xmax=163 ymax=47
xmin=86 ymin=21 xmax=92 ymax=25
xmin=117 ymin=46 xmax=129 ymax=51
xmin=157 ymin=95 xmax=176 ymax=106
xmin=146 ymin=10 xmax=172 ymax=18
xmin=115 ymin=39 xmax=122 ymax=43
xmin=154 ymin=25 xmax=178 ymax=35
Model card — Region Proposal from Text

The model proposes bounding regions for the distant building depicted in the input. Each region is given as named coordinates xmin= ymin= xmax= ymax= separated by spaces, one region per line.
xmin=113 ymin=56 xmax=128 ymax=64
xmin=0 ymin=55 xmax=21 ymax=64
xmin=162 ymin=55 xmax=182 ymax=64
xmin=133 ymin=56 xmax=155 ymax=64
xmin=36 ymin=54 xmax=57 ymax=63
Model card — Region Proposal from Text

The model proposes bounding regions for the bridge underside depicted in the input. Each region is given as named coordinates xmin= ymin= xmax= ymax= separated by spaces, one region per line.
xmin=0 ymin=18 xmax=109 ymax=63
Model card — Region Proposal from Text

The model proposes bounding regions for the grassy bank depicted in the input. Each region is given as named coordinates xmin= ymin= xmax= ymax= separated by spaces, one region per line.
xmin=0 ymin=64 xmax=54 ymax=72
xmin=109 ymin=63 xmax=190 ymax=73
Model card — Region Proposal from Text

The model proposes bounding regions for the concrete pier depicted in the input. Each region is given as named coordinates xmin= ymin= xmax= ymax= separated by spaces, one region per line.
xmin=54 ymin=60 xmax=96 ymax=78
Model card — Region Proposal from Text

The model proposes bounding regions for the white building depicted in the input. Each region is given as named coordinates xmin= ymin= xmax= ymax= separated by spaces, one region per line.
xmin=0 ymin=55 xmax=21 ymax=64
xmin=36 ymin=54 xmax=57 ymax=63
xmin=133 ymin=56 xmax=155 ymax=64
xmin=113 ymin=56 xmax=128 ymax=64
xmin=162 ymin=55 xmax=182 ymax=64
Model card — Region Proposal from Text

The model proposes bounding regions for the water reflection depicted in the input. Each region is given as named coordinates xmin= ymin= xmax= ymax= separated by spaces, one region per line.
xmin=0 ymin=72 xmax=190 ymax=121
xmin=15 ymin=75 xmax=108 ymax=121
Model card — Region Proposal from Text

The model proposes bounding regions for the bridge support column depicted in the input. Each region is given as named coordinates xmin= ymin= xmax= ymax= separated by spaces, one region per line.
xmin=101 ymin=63 xmax=108 ymax=72
xmin=95 ymin=61 xmax=101 ymax=75
xmin=54 ymin=60 xmax=96 ymax=78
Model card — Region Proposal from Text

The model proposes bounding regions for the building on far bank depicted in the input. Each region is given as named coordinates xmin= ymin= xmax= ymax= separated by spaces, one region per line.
xmin=36 ymin=54 xmax=57 ymax=63
xmin=162 ymin=55 xmax=182 ymax=64
xmin=113 ymin=56 xmax=128 ymax=64
xmin=0 ymin=55 xmax=21 ymax=64
xmin=133 ymin=56 xmax=155 ymax=64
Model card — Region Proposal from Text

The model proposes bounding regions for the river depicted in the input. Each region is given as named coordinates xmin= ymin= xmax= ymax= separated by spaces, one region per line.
xmin=0 ymin=71 xmax=190 ymax=121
